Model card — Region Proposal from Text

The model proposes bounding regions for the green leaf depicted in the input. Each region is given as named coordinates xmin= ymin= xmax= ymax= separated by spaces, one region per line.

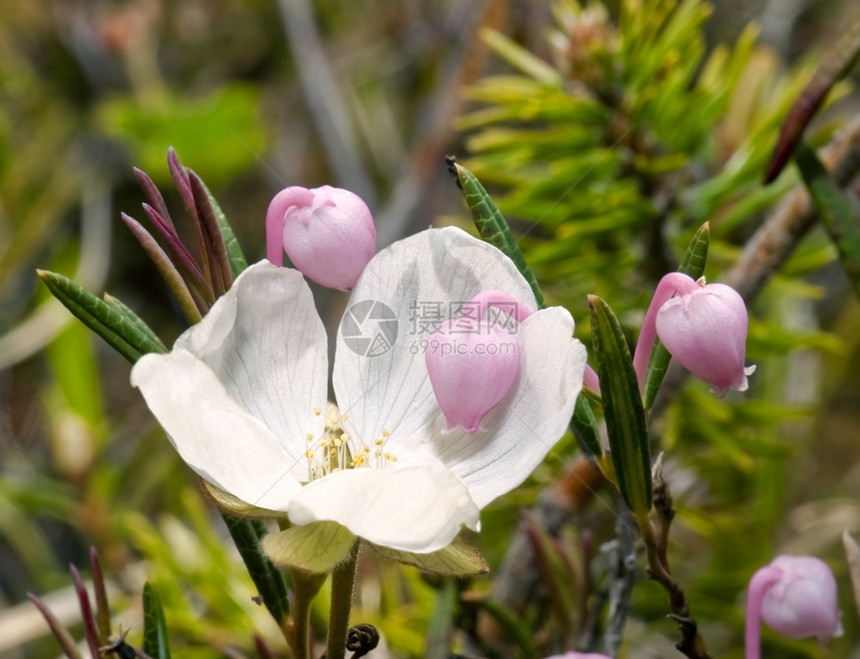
xmin=38 ymin=271 xmax=166 ymax=364
xmin=222 ymin=513 xmax=289 ymax=622
xmin=202 ymin=480 xmax=283 ymax=518
xmin=142 ymin=583 xmax=171 ymax=659
xmin=588 ymin=294 xmax=651 ymax=517
xmin=572 ymin=393 xmax=603 ymax=458
xmin=26 ymin=594 xmax=83 ymax=659
xmin=103 ymin=294 xmax=169 ymax=352
xmin=643 ymin=222 xmax=710 ymax=408
xmin=369 ymin=535 xmax=489 ymax=577
xmin=424 ymin=579 xmax=458 ymax=659
xmin=261 ymin=521 xmax=356 ymax=574
xmin=199 ymin=177 xmax=248 ymax=278
xmin=794 ymin=142 xmax=860 ymax=299
xmin=450 ymin=160 xmax=545 ymax=308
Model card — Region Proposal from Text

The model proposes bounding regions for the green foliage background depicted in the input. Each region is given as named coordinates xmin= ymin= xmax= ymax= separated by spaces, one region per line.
xmin=1 ymin=0 xmax=859 ymax=657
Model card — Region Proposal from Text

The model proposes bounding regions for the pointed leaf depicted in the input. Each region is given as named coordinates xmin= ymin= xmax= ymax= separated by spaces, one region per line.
xmin=197 ymin=175 xmax=248 ymax=278
xmin=89 ymin=548 xmax=111 ymax=644
xmin=572 ymin=393 xmax=603 ymax=458
xmin=764 ymin=15 xmax=860 ymax=183
xmin=37 ymin=270 xmax=165 ymax=364
xmin=424 ymin=579 xmax=457 ymax=659
xmin=222 ymin=512 xmax=289 ymax=622
xmin=588 ymin=295 xmax=651 ymax=517
xmin=133 ymin=166 xmax=175 ymax=234
xmin=794 ymin=142 xmax=860 ymax=299
xmin=103 ymin=294 xmax=168 ymax=353
xmin=369 ymin=536 xmax=489 ymax=577
xmin=449 ymin=159 xmax=545 ymax=307
xmin=643 ymin=222 xmax=710 ymax=408
xmin=202 ymin=480 xmax=283 ymax=518
xmin=262 ymin=521 xmax=356 ymax=573
xmin=69 ymin=564 xmax=100 ymax=658
xmin=142 ymin=582 xmax=171 ymax=659
xmin=27 ymin=593 xmax=82 ymax=659
xmin=190 ymin=170 xmax=234 ymax=294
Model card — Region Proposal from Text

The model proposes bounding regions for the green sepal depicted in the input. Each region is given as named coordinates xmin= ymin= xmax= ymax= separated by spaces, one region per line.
xmin=643 ymin=222 xmax=710 ymax=408
xmin=142 ymin=582 xmax=171 ymax=659
xmin=261 ymin=521 xmax=357 ymax=574
xmin=571 ymin=392 xmax=603 ymax=458
xmin=37 ymin=270 xmax=166 ymax=364
xmin=450 ymin=160 xmax=545 ymax=308
xmin=202 ymin=480 xmax=284 ymax=518
xmin=200 ymin=177 xmax=248 ymax=279
xmin=369 ymin=535 xmax=489 ymax=577
xmin=221 ymin=513 xmax=290 ymax=622
xmin=794 ymin=142 xmax=860 ymax=299
xmin=588 ymin=294 xmax=652 ymax=517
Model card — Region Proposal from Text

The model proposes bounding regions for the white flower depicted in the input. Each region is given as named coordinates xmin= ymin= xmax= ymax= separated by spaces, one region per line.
xmin=131 ymin=227 xmax=586 ymax=553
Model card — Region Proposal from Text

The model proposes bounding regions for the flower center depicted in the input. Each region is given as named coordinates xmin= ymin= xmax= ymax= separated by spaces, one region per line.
xmin=303 ymin=402 xmax=397 ymax=481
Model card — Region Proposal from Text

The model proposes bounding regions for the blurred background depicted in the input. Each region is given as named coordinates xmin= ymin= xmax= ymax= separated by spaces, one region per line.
xmin=1 ymin=0 xmax=859 ymax=657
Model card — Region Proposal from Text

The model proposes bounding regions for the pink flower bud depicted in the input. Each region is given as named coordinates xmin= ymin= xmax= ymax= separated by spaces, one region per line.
xmin=265 ymin=185 xmax=375 ymax=291
xmin=654 ymin=278 xmax=755 ymax=396
xmin=425 ymin=291 xmax=531 ymax=434
xmin=745 ymin=555 xmax=843 ymax=659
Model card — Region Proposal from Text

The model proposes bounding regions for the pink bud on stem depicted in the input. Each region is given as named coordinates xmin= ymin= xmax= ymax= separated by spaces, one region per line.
xmin=425 ymin=291 xmax=532 ymax=433
xmin=633 ymin=272 xmax=754 ymax=396
xmin=266 ymin=185 xmax=375 ymax=291
xmin=745 ymin=555 xmax=842 ymax=659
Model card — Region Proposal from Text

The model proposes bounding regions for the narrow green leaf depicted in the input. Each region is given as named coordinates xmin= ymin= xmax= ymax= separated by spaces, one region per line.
xmin=643 ymin=222 xmax=710 ymax=408
xmin=571 ymin=393 xmax=603 ymax=458
xmin=424 ymin=579 xmax=457 ymax=659
xmin=190 ymin=171 xmax=235 ymax=293
xmin=37 ymin=271 xmax=165 ymax=364
xmin=142 ymin=582 xmax=171 ymax=659
xmin=450 ymin=160 xmax=545 ymax=308
xmin=476 ymin=599 xmax=539 ymax=657
xmin=103 ymin=294 xmax=168 ymax=353
xmin=794 ymin=142 xmax=860 ymax=298
xmin=222 ymin=513 xmax=289 ymax=622
xmin=369 ymin=536 xmax=489 ymax=577
xmin=261 ymin=521 xmax=356 ymax=574
xmin=200 ymin=177 xmax=248 ymax=278
xmin=588 ymin=295 xmax=651 ymax=516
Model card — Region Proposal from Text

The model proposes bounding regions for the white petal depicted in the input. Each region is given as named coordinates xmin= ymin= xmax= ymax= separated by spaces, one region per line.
xmin=333 ymin=227 xmax=537 ymax=454
xmin=427 ymin=307 xmax=586 ymax=508
xmin=174 ymin=261 xmax=328 ymax=479
xmin=131 ymin=349 xmax=303 ymax=510
xmin=287 ymin=455 xmax=480 ymax=553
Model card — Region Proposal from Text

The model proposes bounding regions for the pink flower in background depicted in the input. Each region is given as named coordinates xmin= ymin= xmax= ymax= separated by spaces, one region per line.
xmin=266 ymin=185 xmax=375 ymax=291
xmin=745 ymin=554 xmax=842 ymax=659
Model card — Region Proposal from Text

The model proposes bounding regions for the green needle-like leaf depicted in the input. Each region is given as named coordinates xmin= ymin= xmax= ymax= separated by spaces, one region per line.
xmin=199 ymin=177 xmax=248 ymax=278
xmin=38 ymin=270 xmax=166 ymax=364
xmin=222 ymin=513 xmax=289 ymax=623
xmin=588 ymin=295 xmax=652 ymax=517
xmin=643 ymin=222 xmax=710 ymax=408
xmin=450 ymin=159 xmax=545 ymax=308
xmin=142 ymin=582 xmax=171 ymax=659
xmin=795 ymin=142 xmax=860 ymax=299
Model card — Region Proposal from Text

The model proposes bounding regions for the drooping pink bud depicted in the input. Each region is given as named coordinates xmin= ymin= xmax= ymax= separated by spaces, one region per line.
xmin=265 ymin=185 xmax=375 ymax=291
xmin=745 ymin=555 xmax=842 ymax=659
xmin=425 ymin=291 xmax=532 ymax=434
xmin=653 ymin=277 xmax=755 ymax=396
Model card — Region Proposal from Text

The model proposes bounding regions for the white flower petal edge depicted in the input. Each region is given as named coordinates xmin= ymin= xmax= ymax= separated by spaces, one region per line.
xmin=429 ymin=306 xmax=586 ymax=508
xmin=287 ymin=453 xmax=480 ymax=553
xmin=132 ymin=350 xmax=303 ymax=509
xmin=333 ymin=226 xmax=537 ymax=455
xmin=131 ymin=261 xmax=329 ymax=508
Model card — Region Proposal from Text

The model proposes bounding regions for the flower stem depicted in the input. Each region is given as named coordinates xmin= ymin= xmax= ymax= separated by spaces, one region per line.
xmin=287 ymin=569 xmax=327 ymax=659
xmin=325 ymin=541 xmax=360 ymax=659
